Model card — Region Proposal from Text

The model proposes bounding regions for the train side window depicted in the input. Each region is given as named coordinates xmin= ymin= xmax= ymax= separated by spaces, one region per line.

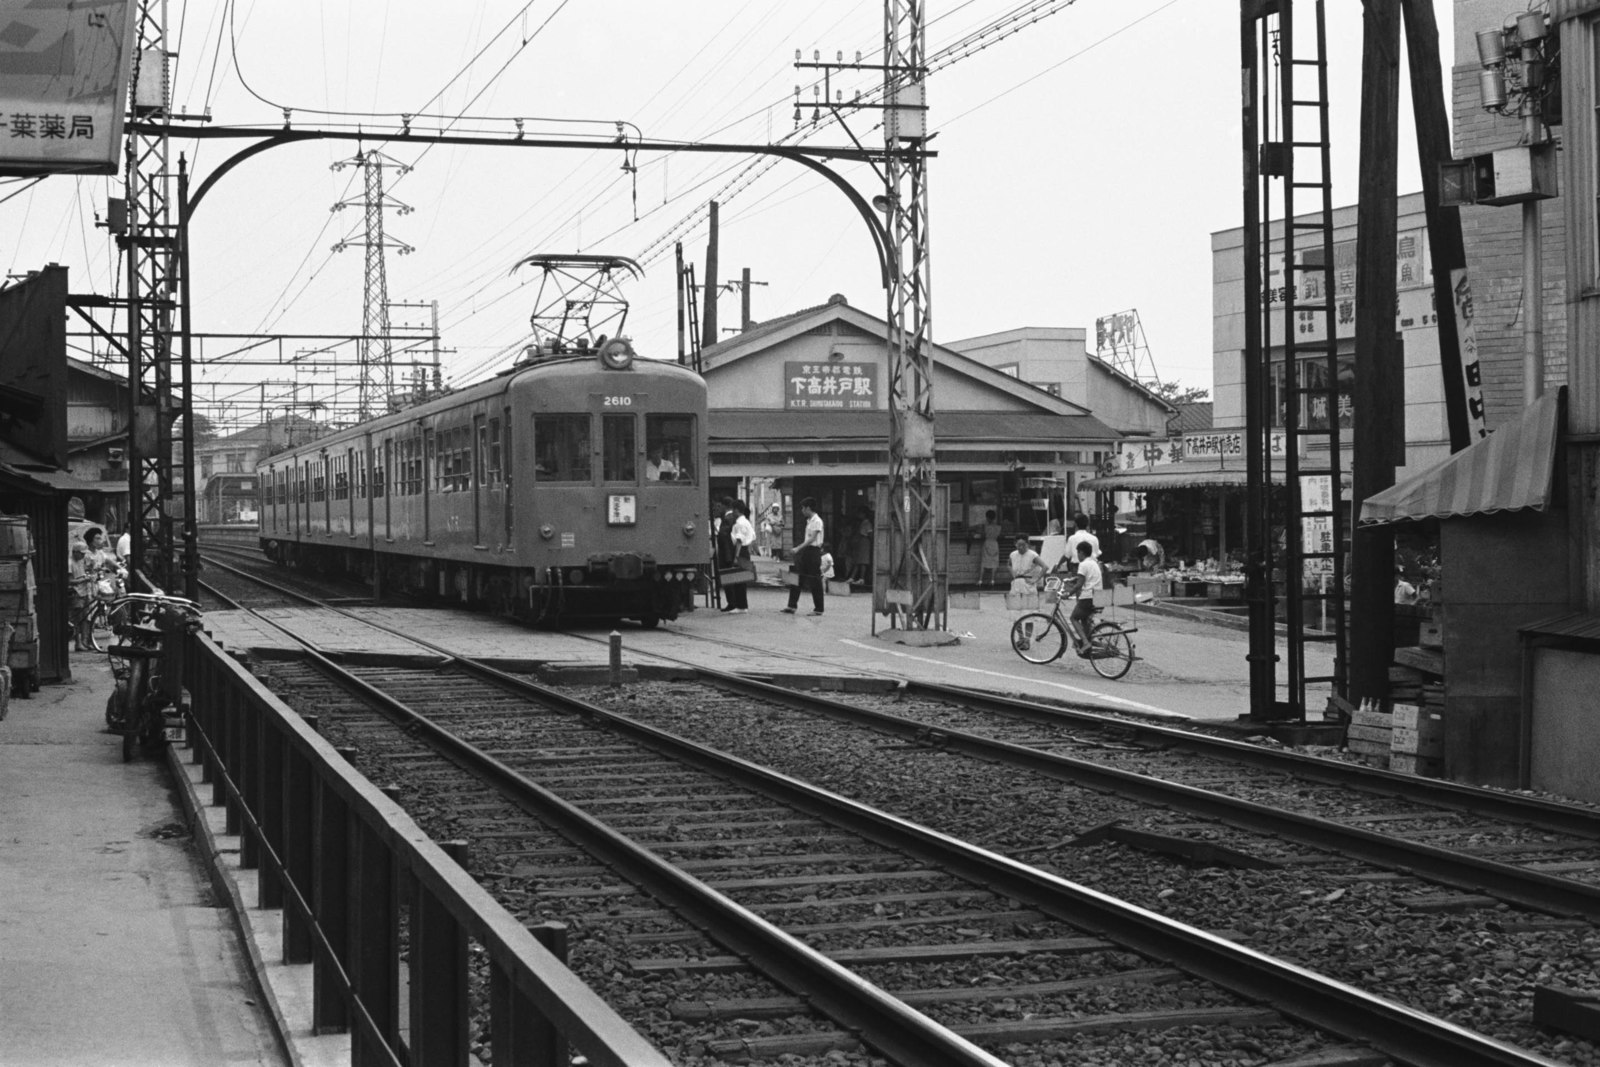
xmin=371 ymin=444 xmax=386 ymax=499
xmin=602 ymin=414 xmax=636 ymax=482
xmin=645 ymin=414 xmax=696 ymax=484
xmin=533 ymin=414 xmax=591 ymax=482
xmin=483 ymin=417 xmax=501 ymax=488
xmin=333 ymin=453 xmax=349 ymax=501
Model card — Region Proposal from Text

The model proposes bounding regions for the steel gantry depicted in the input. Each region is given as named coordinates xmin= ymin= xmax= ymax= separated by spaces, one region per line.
xmin=123 ymin=1 xmax=185 ymax=594
xmin=880 ymin=0 xmax=945 ymax=631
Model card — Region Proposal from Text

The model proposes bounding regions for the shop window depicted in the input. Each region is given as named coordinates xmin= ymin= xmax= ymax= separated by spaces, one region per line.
xmin=602 ymin=414 xmax=636 ymax=482
xmin=534 ymin=414 xmax=592 ymax=482
xmin=1270 ymin=352 xmax=1357 ymax=430
xmin=645 ymin=414 xmax=695 ymax=483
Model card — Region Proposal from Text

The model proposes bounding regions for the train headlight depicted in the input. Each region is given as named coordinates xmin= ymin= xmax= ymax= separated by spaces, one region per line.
xmin=598 ymin=337 xmax=635 ymax=370
xmin=539 ymin=524 xmax=554 ymax=540
xmin=682 ymin=521 xmax=696 ymax=538
xmin=566 ymin=568 xmax=585 ymax=584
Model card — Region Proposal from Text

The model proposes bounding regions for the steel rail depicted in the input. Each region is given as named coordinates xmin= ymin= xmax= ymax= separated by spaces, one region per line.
xmin=434 ymin=657 xmax=1565 ymax=1067
xmin=195 ymin=558 xmax=1571 ymax=1064
xmin=898 ymin=680 xmax=1600 ymax=841
xmin=199 ymin=562 xmax=1006 ymax=1066
xmin=691 ymin=667 xmax=1600 ymax=923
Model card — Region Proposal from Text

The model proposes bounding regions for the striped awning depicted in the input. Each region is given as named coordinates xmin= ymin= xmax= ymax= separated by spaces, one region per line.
xmin=1359 ymin=388 xmax=1563 ymax=525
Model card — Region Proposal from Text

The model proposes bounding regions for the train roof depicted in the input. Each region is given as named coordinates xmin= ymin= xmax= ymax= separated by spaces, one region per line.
xmin=259 ymin=352 xmax=702 ymax=467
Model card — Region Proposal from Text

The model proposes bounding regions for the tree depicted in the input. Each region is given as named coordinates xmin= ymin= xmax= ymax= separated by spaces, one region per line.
xmin=1152 ymin=380 xmax=1211 ymax=405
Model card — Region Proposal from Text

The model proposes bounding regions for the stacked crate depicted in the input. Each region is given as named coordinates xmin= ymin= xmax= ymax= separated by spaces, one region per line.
xmin=0 ymin=517 xmax=30 ymax=698
xmin=1391 ymin=703 xmax=1445 ymax=777
xmin=1346 ymin=699 xmax=1392 ymax=768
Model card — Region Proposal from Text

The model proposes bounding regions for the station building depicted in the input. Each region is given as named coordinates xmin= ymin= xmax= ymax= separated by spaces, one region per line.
xmin=700 ymin=295 xmax=1121 ymax=585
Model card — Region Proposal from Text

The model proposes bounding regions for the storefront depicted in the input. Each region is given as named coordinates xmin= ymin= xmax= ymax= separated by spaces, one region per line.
xmin=702 ymin=295 xmax=1119 ymax=585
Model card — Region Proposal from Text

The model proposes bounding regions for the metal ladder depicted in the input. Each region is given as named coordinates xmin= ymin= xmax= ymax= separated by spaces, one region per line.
xmin=1246 ymin=0 xmax=1348 ymax=718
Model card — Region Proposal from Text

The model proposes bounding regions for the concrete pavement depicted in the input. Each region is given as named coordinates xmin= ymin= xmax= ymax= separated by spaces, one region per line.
xmin=0 ymin=655 xmax=285 ymax=1067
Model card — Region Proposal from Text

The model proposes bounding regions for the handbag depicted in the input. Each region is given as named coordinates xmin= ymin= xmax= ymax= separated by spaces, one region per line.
xmin=718 ymin=564 xmax=757 ymax=586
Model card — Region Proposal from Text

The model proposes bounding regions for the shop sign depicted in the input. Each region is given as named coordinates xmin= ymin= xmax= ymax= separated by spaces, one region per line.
xmin=783 ymin=361 xmax=878 ymax=410
xmin=1116 ymin=430 xmax=1288 ymax=471
xmin=0 ymin=0 xmax=138 ymax=176
xmin=1261 ymin=228 xmax=1436 ymax=345
xmin=1300 ymin=474 xmax=1336 ymax=576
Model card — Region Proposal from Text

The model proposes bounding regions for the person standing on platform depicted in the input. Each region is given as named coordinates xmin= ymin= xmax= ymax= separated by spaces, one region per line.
xmin=716 ymin=498 xmax=753 ymax=613
xmin=978 ymin=509 xmax=1002 ymax=587
xmin=781 ymin=497 xmax=826 ymax=616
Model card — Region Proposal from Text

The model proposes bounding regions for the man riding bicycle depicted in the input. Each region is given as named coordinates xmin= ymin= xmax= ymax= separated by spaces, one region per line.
xmin=1055 ymin=540 xmax=1102 ymax=655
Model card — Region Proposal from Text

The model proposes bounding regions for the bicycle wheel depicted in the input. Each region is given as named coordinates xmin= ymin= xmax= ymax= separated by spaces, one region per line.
xmin=1011 ymin=613 xmax=1069 ymax=664
xmin=86 ymin=602 xmax=113 ymax=653
xmin=1088 ymin=621 xmax=1135 ymax=680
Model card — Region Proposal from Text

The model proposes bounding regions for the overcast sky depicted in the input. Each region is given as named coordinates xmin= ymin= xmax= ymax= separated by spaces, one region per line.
xmin=1 ymin=0 xmax=1454 ymax=430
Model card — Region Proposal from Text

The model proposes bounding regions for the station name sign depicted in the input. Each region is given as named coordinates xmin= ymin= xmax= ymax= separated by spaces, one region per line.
xmin=783 ymin=361 xmax=878 ymax=410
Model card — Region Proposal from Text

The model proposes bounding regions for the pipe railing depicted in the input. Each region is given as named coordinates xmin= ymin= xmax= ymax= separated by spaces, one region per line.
xmin=181 ymin=629 xmax=670 ymax=1067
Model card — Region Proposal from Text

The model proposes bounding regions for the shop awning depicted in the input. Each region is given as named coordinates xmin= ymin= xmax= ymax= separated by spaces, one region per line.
xmin=1080 ymin=458 xmax=1284 ymax=491
xmin=1359 ymin=388 xmax=1562 ymax=525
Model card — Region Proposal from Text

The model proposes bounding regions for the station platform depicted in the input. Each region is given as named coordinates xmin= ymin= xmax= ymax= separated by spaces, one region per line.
xmin=0 ymin=654 xmax=286 ymax=1067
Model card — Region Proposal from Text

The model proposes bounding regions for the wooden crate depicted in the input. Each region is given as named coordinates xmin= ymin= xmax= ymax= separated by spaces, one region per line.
xmin=0 ymin=558 xmax=29 ymax=587
xmin=1393 ymin=727 xmax=1444 ymax=757
xmin=0 ymin=518 xmax=30 ymax=556
xmin=1391 ymin=752 xmax=1443 ymax=777
xmin=1418 ymin=620 xmax=1444 ymax=649
xmin=0 ymin=587 xmax=30 ymax=615
xmin=8 ymin=639 xmax=38 ymax=669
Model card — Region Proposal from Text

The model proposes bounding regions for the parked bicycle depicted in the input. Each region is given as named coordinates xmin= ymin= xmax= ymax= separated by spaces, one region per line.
xmin=1010 ymin=576 xmax=1138 ymax=680
xmin=102 ymin=592 xmax=202 ymax=762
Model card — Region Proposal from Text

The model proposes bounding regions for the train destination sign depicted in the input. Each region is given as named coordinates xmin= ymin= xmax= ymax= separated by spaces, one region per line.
xmin=607 ymin=494 xmax=637 ymax=526
xmin=783 ymin=361 xmax=878 ymax=411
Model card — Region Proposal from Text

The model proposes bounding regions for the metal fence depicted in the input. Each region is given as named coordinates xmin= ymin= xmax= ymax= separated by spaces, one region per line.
xmin=181 ymin=630 xmax=670 ymax=1067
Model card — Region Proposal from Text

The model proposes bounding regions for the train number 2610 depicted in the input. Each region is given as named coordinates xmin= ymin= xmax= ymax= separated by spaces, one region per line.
xmin=602 ymin=395 xmax=633 ymax=407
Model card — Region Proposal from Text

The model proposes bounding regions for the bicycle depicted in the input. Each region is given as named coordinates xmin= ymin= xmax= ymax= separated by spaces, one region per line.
xmin=102 ymin=592 xmax=203 ymax=762
xmin=1009 ymin=576 xmax=1138 ymax=680
xmin=77 ymin=568 xmax=125 ymax=653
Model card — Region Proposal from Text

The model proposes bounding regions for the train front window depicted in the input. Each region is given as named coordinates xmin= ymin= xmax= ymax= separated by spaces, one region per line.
xmin=534 ymin=414 xmax=591 ymax=482
xmin=602 ymin=414 xmax=636 ymax=482
xmin=645 ymin=415 xmax=695 ymax=484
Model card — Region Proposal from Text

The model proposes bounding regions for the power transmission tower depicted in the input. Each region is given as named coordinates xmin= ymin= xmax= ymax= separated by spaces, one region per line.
xmin=332 ymin=150 xmax=414 ymax=420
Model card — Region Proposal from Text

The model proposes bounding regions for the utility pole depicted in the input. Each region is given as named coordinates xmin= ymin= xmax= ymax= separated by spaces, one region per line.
xmin=702 ymin=200 xmax=720 ymax=345
xmin=1350 ymin=0 xmax=1403 ymax=706
xmin=724 ymin=267 xmax=769 ymax=332
xmin=332 ymin=150 xmax=414 ymax=420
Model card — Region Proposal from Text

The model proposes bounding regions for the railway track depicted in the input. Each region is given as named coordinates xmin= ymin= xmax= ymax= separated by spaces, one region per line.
xmin=190 ymin=556 xmax=1587 ymax=1062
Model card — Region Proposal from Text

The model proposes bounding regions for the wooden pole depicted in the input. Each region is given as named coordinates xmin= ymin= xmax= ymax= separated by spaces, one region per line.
xmin=1351 ymin=0 xmax=1403 ymax=706
xmin=702 ymin=200 xmax=720 ymax=345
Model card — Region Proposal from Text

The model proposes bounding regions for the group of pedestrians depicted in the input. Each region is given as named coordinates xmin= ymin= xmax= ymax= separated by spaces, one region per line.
xmin=1008 ymin=512 xmax=1106 ymax=654
xmin=715 ymin=496 xmax=831 ymax=616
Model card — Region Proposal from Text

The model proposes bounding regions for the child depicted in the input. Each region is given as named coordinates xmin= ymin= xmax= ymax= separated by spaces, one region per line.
xmin=820 ymin=542 xmax=835 ymax=584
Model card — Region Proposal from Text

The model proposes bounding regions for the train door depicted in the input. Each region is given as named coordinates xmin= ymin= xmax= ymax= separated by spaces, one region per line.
xmin=502 ymin=407 xmax=513 ymax=538
xmin=473 ymin=413 xmax=486 ymax=546
xmin=423 ymin=427 xmax=434 ymax=543
xmin=383 ymin=438 xmax=393 ymax=540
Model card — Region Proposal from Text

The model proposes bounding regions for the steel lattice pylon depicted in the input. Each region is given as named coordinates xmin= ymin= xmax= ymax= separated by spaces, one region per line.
xmin=332 ymin=150 xmax=413 ymax=420
xmin=124 ymin=1 xmax=178 ymax=591
xmin=882 ymin=0 xmax=943 ymax=630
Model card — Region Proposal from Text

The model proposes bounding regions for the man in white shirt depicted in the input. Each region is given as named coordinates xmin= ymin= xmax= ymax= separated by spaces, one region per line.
xmin=1064 ymin=512 xmax=1100 ymax=563
xmin=781 ymin=497 xmax=826 ymax=615
xmin=115 ymin=525 xmax=132 ymax=562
